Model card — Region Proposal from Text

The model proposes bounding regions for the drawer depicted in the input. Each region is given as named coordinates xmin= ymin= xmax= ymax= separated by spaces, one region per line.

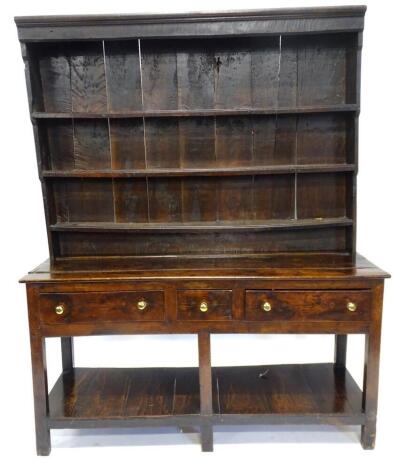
xmin=177 ymin=289 xmax=232 ymax=321
xmin=245 ymin=290 xmax=371 ymax=321
xmin=39 ymin=290 xmax=165 ymax=324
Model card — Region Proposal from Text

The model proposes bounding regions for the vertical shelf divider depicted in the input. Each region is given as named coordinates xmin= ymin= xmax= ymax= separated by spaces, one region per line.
xmin=138 ymin=38 xmax=151 ymax=223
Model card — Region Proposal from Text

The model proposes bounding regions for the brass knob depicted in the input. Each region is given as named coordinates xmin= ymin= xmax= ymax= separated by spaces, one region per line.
xmin=137 ymin=300 xmax=147 ymax=311
xmin=55 ymin=304 xmax=65 ymax=315
xmin=200 ymin=301 xmax=208 ymax=313
xmin=262 ymin=301 xmax=272 ymax=312
xmin=347 ymin=301 xmax=357 ymax=312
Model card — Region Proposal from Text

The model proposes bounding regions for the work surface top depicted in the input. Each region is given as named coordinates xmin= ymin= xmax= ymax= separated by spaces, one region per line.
xmin=20 ymin=253 xmax=389 ymax=283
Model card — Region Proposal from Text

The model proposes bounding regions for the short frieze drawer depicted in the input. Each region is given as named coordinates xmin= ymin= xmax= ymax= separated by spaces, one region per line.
xmin=245 ymin=290 xmax=371 ymax=321
xmin=39 ymin=290 xmax=165 ymax=324
xmin=177 ymin=289 xmax=233 ymax=321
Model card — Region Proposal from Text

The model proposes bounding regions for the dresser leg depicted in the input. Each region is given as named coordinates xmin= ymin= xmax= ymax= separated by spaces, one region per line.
xmin=198 ymin=332 xmax=213 ymax=451
xmin=61 ymin=337 xmax=74 ymax=373
xmin=360 ymin=332 xmax=380 ymax=449
xmin=334 ymin=334 xmax=347 ymax=368
xmin=200 ymin=424 xmax=214 ymax=452
xmin=29 ymin=334 xmax=51 ymax=456
xmin=361 ymin=283 xmax=384 ymax=449
xmin=361 ymin=421 xmax=376 ymax=450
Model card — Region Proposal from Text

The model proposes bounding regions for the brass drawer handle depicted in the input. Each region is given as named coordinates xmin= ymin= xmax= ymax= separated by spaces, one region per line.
xmin=200 ymin=301 xmax=208 ymax=313
xmin=55 ymin=304 xmax=65 ymax=315
xmin=262 ymin=301 xmax=272 ymax=312
xmin=137 ymin=300 xmax=148 ymax=311
xmin=347 ymin=301 xmax=357 ymax=312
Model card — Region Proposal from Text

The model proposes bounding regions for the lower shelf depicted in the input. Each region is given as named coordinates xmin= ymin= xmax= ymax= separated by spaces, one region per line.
xmin=48 ymin=363 xmax=364 ymax=428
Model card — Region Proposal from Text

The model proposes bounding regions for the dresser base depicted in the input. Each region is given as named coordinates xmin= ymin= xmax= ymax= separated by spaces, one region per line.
xmin=22 ymin=254 xmax=388 ymax=453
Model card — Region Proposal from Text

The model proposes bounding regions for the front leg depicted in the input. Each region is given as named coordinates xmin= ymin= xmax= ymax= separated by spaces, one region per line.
xmin=361 ymin=283 xmax=384 ymax=449
xmin=29 ymin=333 xmax=51 ymax=455
xmin=27 ymin=286 xmax=51 ymax=455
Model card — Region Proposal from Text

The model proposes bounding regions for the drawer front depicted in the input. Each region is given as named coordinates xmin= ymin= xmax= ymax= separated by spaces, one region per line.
xmin=177 ymin=289 xmax=232 ymax=321
xmin=245 ymin=290 xmax=371 ymax=321
xmin=39 ymin=291 xmax=165 ymax=324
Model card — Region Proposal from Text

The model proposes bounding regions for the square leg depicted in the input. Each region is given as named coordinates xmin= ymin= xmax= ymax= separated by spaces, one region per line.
xmin=200 ymin=424 xmax=214 ymax=452
xmin=29 ymin=334 xmax=51 ymax=455
xmin=198 ymin=332 xmax=214 ymax=452
xmin=361 ymin=421 xmax=377 ymax=450
xmin=334 ymin=334 xmax=347 ymax=368
xmin=61 ymin=337 xmax=74 ymax=373
xmin=360 ymin=283 xmax=384 ymax=449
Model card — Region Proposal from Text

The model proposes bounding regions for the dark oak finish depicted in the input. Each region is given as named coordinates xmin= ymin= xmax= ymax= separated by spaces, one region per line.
xmin=17 ymin=6 xmax=389 ymax=454
xmin=18 ymin=9 xmax=362 ymax=264
xmin=198 ymin=333 xmax=213 ymax=451
xmin=60 ymin=337 xmax=74 ymax=373
xmin=178 ymin=290 xmax=232 ymax=321
xmin=47 ymin=363 xmax=363 ymax=423
xmin=26 ymin=287 xmax=50 ymax=456
xmin=39 ymin=290 xmax=165 ymax=324
xmin=244 ymin=290 xmax=371 ymax=321
xmin=334 ymin=334 xmax=347 ymax=368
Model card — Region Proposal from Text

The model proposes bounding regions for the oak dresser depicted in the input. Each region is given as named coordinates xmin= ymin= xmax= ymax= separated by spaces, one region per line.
xmin=16 ymin=5 xmax=389 ymax=453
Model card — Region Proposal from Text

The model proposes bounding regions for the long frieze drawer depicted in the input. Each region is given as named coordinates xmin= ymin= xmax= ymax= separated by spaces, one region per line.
xmin=245 ymin=290 xmax=371 ymax=321
xmin=39 ymin=291 xmax=165 ymax=324
xmin=177 ymin=289 xmax=232 ymax=320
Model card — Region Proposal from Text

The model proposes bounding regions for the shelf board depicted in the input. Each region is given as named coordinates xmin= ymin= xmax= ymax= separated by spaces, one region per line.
xmin=48 ymin=364 xmax=364 ymax=427
xmin=42 ymin=164 xmax=356 ymax=179
xmin=32 ymin=104 xmax=359 ymax=119
xmin=50 ymin=217 xmax=353 ymax=234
